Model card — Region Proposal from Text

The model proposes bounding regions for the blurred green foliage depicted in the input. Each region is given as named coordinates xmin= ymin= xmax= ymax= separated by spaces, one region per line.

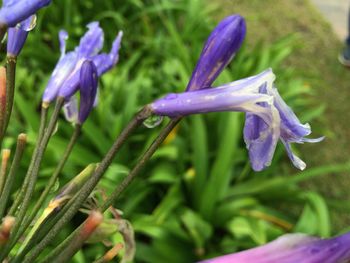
xmin=4 ymin=0 xmax=350 ymax=262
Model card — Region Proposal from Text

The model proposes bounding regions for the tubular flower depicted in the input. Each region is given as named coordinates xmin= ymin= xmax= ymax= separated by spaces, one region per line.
xmin=186 ymin=15 xmax=246 ymax=91
xmin=198 ymin=232 xmax=350 ymax=263
xmin=42 ymin=22 xmax=122 ymax=105
xmin=0 ymin=0 xmax=51 ymax=28
xmin=150 ymin=69 xmax=323 ymax=171
xmin=63 ymin=60 xmax=98 ymax=124
xmin=7 ymin=15 xmax=36 ymax=57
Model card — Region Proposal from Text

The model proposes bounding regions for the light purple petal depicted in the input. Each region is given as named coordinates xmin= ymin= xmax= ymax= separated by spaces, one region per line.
xmin=93 ymin=31 xmax=123 ymax=75
xmin=199 ymin=232 xmax=350 ymax=263
xmin=63 ymin=96 xmax=78 ymax=123
xmin=76 ymin=22 xmax=104 ymax=58
xmin=42 ymin=51 xmax=78 ymax=103
xmin=151 ymin=70 xmax=275 ymax=118
xmin=59 ymin=30 xmax=69 ymax=56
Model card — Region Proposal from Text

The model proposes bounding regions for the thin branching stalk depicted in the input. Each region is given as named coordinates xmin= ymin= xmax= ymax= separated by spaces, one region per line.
xmin=7 ymin=106 xmax=48 ymax=216
xmin=42 ymin=117 xmax=181 ymax=262
xmin=21 ymin=107 xmax=152 ymax=263
xmin=0 ymin=134 xmax=26 ymax=219
xmin=101 ymin=117 xmax=181 ymax=211
xmin=19 ymin=124 xmax=81 ymax=236
xmin=1 ymin=56 xmax=16 ymax=139
xmin=0 ymin=99 xmax=63 ymax=260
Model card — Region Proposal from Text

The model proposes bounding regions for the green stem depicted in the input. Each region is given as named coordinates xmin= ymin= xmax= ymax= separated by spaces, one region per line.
xmin=101 ymin=117 xmax=181 ymax=211
xmin=41 ymin=117 xmax=181 ymax=262
xmin=0 ymin=134 xmax=27 ymax=219
xmin=0 ymin=25 xmax=6 ymax=43
xmin=8 ymin=106 xmax=48 ymax=216
xmin=0 ymin=99 xmax=62 ymax=260
xmin=19 ymin=124 xmax=81 ymax=237
xmin=22 ymin=107 xmax=152 ymax=263
xmin=0 ymin=56 xmax=17 ymax=140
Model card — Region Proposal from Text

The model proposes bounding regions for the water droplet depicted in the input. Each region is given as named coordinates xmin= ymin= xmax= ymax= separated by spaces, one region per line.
xmin=17 ymin=15 xmax=37 ymax=31
xmin=143 ymin=115 xmax=163 ymax=128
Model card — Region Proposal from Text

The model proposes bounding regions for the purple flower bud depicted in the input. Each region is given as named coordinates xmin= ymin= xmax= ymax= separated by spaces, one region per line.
xmin=198 ymin=232 xmax=350 ymax=263
xmin=0 ymin=0 xmax=51 ymax=28
xmin=78 ymin=60 xmax=98 ymax=124
xmin=7 ymin=15 xmax=36 ymax=57
xmin=186 ymin=15 xmax=246 ymax=91
xmin=150 ymin=69 xmax=322 ymax=171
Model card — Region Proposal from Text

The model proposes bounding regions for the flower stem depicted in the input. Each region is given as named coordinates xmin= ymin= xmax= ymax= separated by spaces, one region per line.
xmin=101 ymin=117 xmax=181 ymax=211
xmin=0 ymin=56 xmax=17 ymax=140
xmin=22 ymin=107 xmax=152 ymax=263
xmin=0 ymin=99 xmax=62 ymax=260
xmin=7 ymin=106 xmax=48 ymax=216
xmin=0 ymin=134 xmax=27 ymax=220
xmin=19 ymin=124 xmax=81 ymax=236
xmin=41 ymin=117 xmax=182 ymax=262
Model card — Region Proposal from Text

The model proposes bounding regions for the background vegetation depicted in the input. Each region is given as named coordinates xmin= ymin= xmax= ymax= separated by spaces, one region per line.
xmin=3 ymin=0 xmax=350 ymax=262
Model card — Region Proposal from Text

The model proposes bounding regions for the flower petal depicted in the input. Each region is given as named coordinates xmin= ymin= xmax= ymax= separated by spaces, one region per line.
xmin=63 ymin=96 xmax=78 ymax=123
xmin=76 ymin=22 xmax=104 ymax=58
xmin=0 ymin=0 xmax=51 ymax=27
xmin=198 ymin=232 xmax=350 ymax=263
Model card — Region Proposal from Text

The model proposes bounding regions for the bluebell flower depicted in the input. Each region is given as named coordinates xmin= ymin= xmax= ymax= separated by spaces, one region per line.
xmin=150 ymin=69 xmax=323 ymax=171
xmin=186 ymin=15 xmax=246 ymax=91
xmin=198 ymin=232 xmax=350 ymax=263
xmin=59 ymin=31 xmax=123 ymax=100
xmin=0 ymin=0 xmax=51 ymax=28
xmin=42 ymin=22 xmax=122 ymax=104
xmin=7 ymin=15 xmax=36 ymax=57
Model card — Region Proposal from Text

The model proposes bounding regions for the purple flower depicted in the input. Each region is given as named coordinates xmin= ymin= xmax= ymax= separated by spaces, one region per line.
xmin=42 ymin=22 xmax=122 ymax=104
xmin=150 ymin=69 xmax=322 ymax=171
xmin=63 ymin=60 xmax=98 ymax=124
xmin=186 ymin=15 xmax=246 ymax=91
xmin=7 ymin=15 xmax=36 ymax=57
xmin=0 ymin=0 xmax=51 ymax=28
xmin=58 ymin=31 xmax=123 ymax=100
xmin=198 ymin=232 xmax=350 ymax=263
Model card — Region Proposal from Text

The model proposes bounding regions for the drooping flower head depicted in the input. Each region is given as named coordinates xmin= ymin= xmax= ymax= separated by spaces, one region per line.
xmin=150 ymin=69 xmax=323 ymax=171
xmin=186 ymin=15 xmax=246 ymax=91
xmin=198 ymin=232 xmax=350 ymax=263
xmin=7 ymin=15 xmax=36 ymax=57
xmin=42 ymin=22 xmax=122 ymax=105
xmin=0 ymin=0 xmax=51 ymax=28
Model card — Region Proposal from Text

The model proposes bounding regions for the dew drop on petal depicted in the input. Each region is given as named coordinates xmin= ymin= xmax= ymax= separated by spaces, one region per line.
xmin=143 ymin=115 xmax=164 ymax=128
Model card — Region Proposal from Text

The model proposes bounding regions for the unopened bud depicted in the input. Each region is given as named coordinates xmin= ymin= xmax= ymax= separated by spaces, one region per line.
xmin=0 ymin=216 xmax=15 ymax=245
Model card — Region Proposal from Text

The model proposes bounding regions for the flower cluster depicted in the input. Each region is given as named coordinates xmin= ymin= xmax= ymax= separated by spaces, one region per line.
xmin=149 ymin=15 xmax=323 ymax=171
